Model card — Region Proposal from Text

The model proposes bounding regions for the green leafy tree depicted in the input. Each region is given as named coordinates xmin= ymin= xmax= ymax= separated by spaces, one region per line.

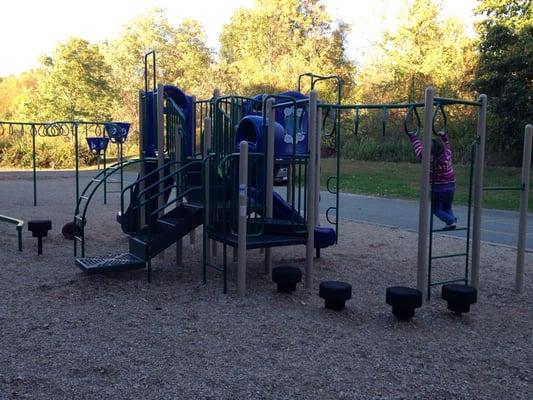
xmin=102 ymin=8 xmax=213 ymax=125
xmin=473 ymin=0 xmax=533 ymax=165
xmin=357 ymin=0 xmax=476 ymax=103
xmin=0 ymin=72 xmax=37 ymax=120
xmin=18 ymin=38 xmax=115 ymax=121
xmin=217 ymin=0 xmax=355 ymax=101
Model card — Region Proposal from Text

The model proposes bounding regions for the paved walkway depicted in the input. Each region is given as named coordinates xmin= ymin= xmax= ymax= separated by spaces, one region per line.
xmin=318 ymin=191 xmax=532 ymax=252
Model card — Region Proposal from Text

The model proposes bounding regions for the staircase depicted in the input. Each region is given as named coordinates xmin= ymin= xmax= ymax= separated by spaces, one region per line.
xmin=74 ymin=159 xmax=203 ymax=280
xmin=75 ymin=203 xmax=203 ymax=275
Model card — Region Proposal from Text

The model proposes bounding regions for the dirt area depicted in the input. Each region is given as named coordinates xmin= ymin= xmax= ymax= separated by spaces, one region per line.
xmin=0 ymin=171 xmax=531 ymax=399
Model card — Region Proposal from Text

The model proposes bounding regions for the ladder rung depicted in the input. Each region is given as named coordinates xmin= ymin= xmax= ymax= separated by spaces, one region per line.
xmin=205 ymin=263 xmax=225 ymax=273
xmin=91 ymin=178 xmax=101 ymax=183
xmin=80 ymin=195 xmax=89 ymax=200
xmin=430 ymin=278 xmax=467 ymax=287
xmin=75 ymin=215 xmax=83 ymax=221
xmin=431 ymin=252 xmax=467 ymax=260
xmin=432 ymin=227 xmax=468 ymax=233
xmin=74 ymin=235 xmax=83 ymax=241
xmin=483 ymin=186 xmax=523 ymax=191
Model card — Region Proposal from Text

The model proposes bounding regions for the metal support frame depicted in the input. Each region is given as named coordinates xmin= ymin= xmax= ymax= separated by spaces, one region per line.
xmin=516 ymin=124 xmax=532 ymax=292
xmin=203 ymin=117 xmax=212 ymax=270
xmin=139 ymin=90 xmax=147 ymax=228
xmin=416 ymin=87 xmax=434 ymax=299
xmin=306 ymin=90 xmax=318 ymax=288
xmin=471 ymin=94 xmax=487 ymax=288
xmin=237 ymin=141 xmax=249 ymax=297
xmin=264 ymin=99 xmax=275 ymax=276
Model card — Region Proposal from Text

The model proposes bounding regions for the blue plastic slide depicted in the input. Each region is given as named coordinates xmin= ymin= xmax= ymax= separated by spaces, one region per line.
xmin=272 ymin=192 xmax=336 ymax=249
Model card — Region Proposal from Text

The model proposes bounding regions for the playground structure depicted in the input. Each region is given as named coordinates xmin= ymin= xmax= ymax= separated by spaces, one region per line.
xmin=1 ymin=51 xmax=530 ymax=298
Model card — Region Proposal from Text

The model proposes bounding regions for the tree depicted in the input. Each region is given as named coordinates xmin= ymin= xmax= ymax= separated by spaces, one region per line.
xmin=102 ymin=8 xmax=213 ymax=127
xmin=473 ymin=0 xmax=533 ymax=164
xmin=357 ymin=0 xmax=476 ymax=104
xmin=17 ymin=38 xmax=114 ymax=122
xmin=217 ymin=0 xmax=355 ymax=101
xmin=0 ymin=72 xmax=37 ymax=120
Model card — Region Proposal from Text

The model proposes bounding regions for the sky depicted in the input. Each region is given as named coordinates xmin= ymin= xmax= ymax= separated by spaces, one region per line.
xmin=0 ymin=0 xmax=478 ymax=76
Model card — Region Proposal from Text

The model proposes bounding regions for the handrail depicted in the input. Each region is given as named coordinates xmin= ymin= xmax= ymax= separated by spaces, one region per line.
xmin=0 ymin=214 xmax=23 ymax=251
xmin=129 ymin=160 xmax=204 ymax=232
xmin=74 ymin=158 xmax=156 ymax=257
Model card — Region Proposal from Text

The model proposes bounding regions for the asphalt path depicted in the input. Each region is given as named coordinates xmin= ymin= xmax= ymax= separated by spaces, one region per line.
xmin=318 ymin=190 xmax=532 ymax=252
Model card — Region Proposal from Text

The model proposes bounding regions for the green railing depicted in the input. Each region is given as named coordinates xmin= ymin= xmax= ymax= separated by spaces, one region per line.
xmin=74 ymin=158 xmax=155 ymax=257
xmin=0 ymin=214 xmax=24 ymax=251
xmin=213 ymin=95 xmax=262 ymax=157
xmin=0 ymin=120 xmax=125 ymax=206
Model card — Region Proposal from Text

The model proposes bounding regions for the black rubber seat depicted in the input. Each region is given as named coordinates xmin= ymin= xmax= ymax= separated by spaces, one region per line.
xmin=386 ymin=286 xmax=422 ymax=320
xmin=28 ymin=220 xmax=52 ymax=255
xmin=319 ymin=281 xmax=352 ymax=311
xmin=441 ymin=284 xmax=477 ymax=315
xmin=272 ymin=266 xmax=302 ymax=293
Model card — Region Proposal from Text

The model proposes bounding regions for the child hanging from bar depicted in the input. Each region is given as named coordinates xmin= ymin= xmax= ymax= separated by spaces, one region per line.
xmin=406 ymin=130 xmax=457 ymax=230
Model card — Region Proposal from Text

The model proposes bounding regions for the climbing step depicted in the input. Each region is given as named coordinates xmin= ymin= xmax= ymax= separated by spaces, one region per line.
xmin=75 ymin=253 xmax=145 ymax=273
xmin=128 ymin=204 xmax=203 ymax=259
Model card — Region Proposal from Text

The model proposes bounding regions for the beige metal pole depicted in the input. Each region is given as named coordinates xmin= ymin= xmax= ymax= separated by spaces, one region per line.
xmin=287 ymin=164 xmax=293 ymax=204
xmin=157 ymin=84 xmax=165 ymax=218
xmin=315 ymin=105 xmax=322 ymax=226
xmin=174 ymin=88 xmax=183 ymax=265
xmin=204 ymin=117 xmax=212 ymax=266
xmin=471 ymin=94 xmax=487 ymax=289
xmin=306 ymin=90 xmax=317 ymax=288
xmin=189 ymin=95 xmax=197 ymax=248
xmin=416 ymin=87 xmax=434 ymax=298
xmin=265 ymin=99 xmax=275 ymax=275
xmin=211 ymin=89 xmax=220 ymax=258
xmin=237 ymin=141 xmax=249 ymax=297
xmin=516 ymin=124 xmax=532 ymax=292
xmin=139 ymin=90 xmax=146 ymax=228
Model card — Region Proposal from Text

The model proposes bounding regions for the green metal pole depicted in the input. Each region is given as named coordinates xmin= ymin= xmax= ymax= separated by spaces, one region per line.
xmin=74 ymin=123 xmax=79 ymax=204
xmin=32 ymin=124 xmax=37 ymax=206
xmin=103 ymin=148 xmax=107 ymax=205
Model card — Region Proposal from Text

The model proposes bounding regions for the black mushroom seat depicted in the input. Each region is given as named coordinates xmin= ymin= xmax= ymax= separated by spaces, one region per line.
xmin=28 ymin=220 xmax=52 ymax=255
xmin=272 ymin=266 xmax=302 ymax=293
xmin=441 ymin=284 xmax=477 ymax=315
xmin=385 ymin=286 xmax=422 ymax=321
xmin=319 ymin=281 xmax=352 ymax=311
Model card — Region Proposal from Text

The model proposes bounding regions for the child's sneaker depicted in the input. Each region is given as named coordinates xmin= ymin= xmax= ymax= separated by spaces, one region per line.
xmin=442 ymin=224 xmax=456 ymax=231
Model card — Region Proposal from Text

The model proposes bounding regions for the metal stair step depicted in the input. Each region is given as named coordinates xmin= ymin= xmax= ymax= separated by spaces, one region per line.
xmin=75 ymin=253 xmax=145 ymax=274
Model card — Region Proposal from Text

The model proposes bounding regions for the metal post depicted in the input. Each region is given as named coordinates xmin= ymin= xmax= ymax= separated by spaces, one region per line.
xmin=315 ymin=105 xmax=322 ymax=226
xmin=264 ymin=99 xmax=275 ymax=275
xmin=32 ymin=124 xmax=37 ymax=206
xmin=516 ymin=124 xmax=532 ymax=292
xmin=119 ymin=141 xmax=124 ymax=193
xmin=237 ymin=141 xmax=249 ymax=297
xmin=139 ymin=90 xmax=146 ymax=228
xmin=306 ymin=90 xmax=317 ymax=288
xmin=172 ymin=86 xmax=183 ymax=261
xmin=211 ymin=88 xmax=220 ymax=259
xmin=471 ymin=94 xmax=487 ymax=289
xmin=416 ymin=87 xmax=434 ymax=298
xmin=176 ymin=237 xmax=183 ymax=267
xmin=74 ymin=123 xmax=79 ymax=205
xmin=157 ymin=84 xmax=165 ymax=218
xmin=287 ymin=164 xmax=293 ymax=204
xmin=17 ymin=226 xmax=22 ymax=252
xmin=102 ymin=146 xmax=107 ymax=205
xmin=204 ymin=117 xmax=212 ymax=267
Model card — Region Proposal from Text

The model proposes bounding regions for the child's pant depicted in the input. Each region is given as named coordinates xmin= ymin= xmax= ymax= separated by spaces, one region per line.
xmin=432 ymin=190 xmax=456 ymax=225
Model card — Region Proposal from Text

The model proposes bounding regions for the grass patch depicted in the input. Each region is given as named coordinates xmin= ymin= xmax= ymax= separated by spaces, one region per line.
xmin=320 ymin=158 xmax=531 ymax=211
